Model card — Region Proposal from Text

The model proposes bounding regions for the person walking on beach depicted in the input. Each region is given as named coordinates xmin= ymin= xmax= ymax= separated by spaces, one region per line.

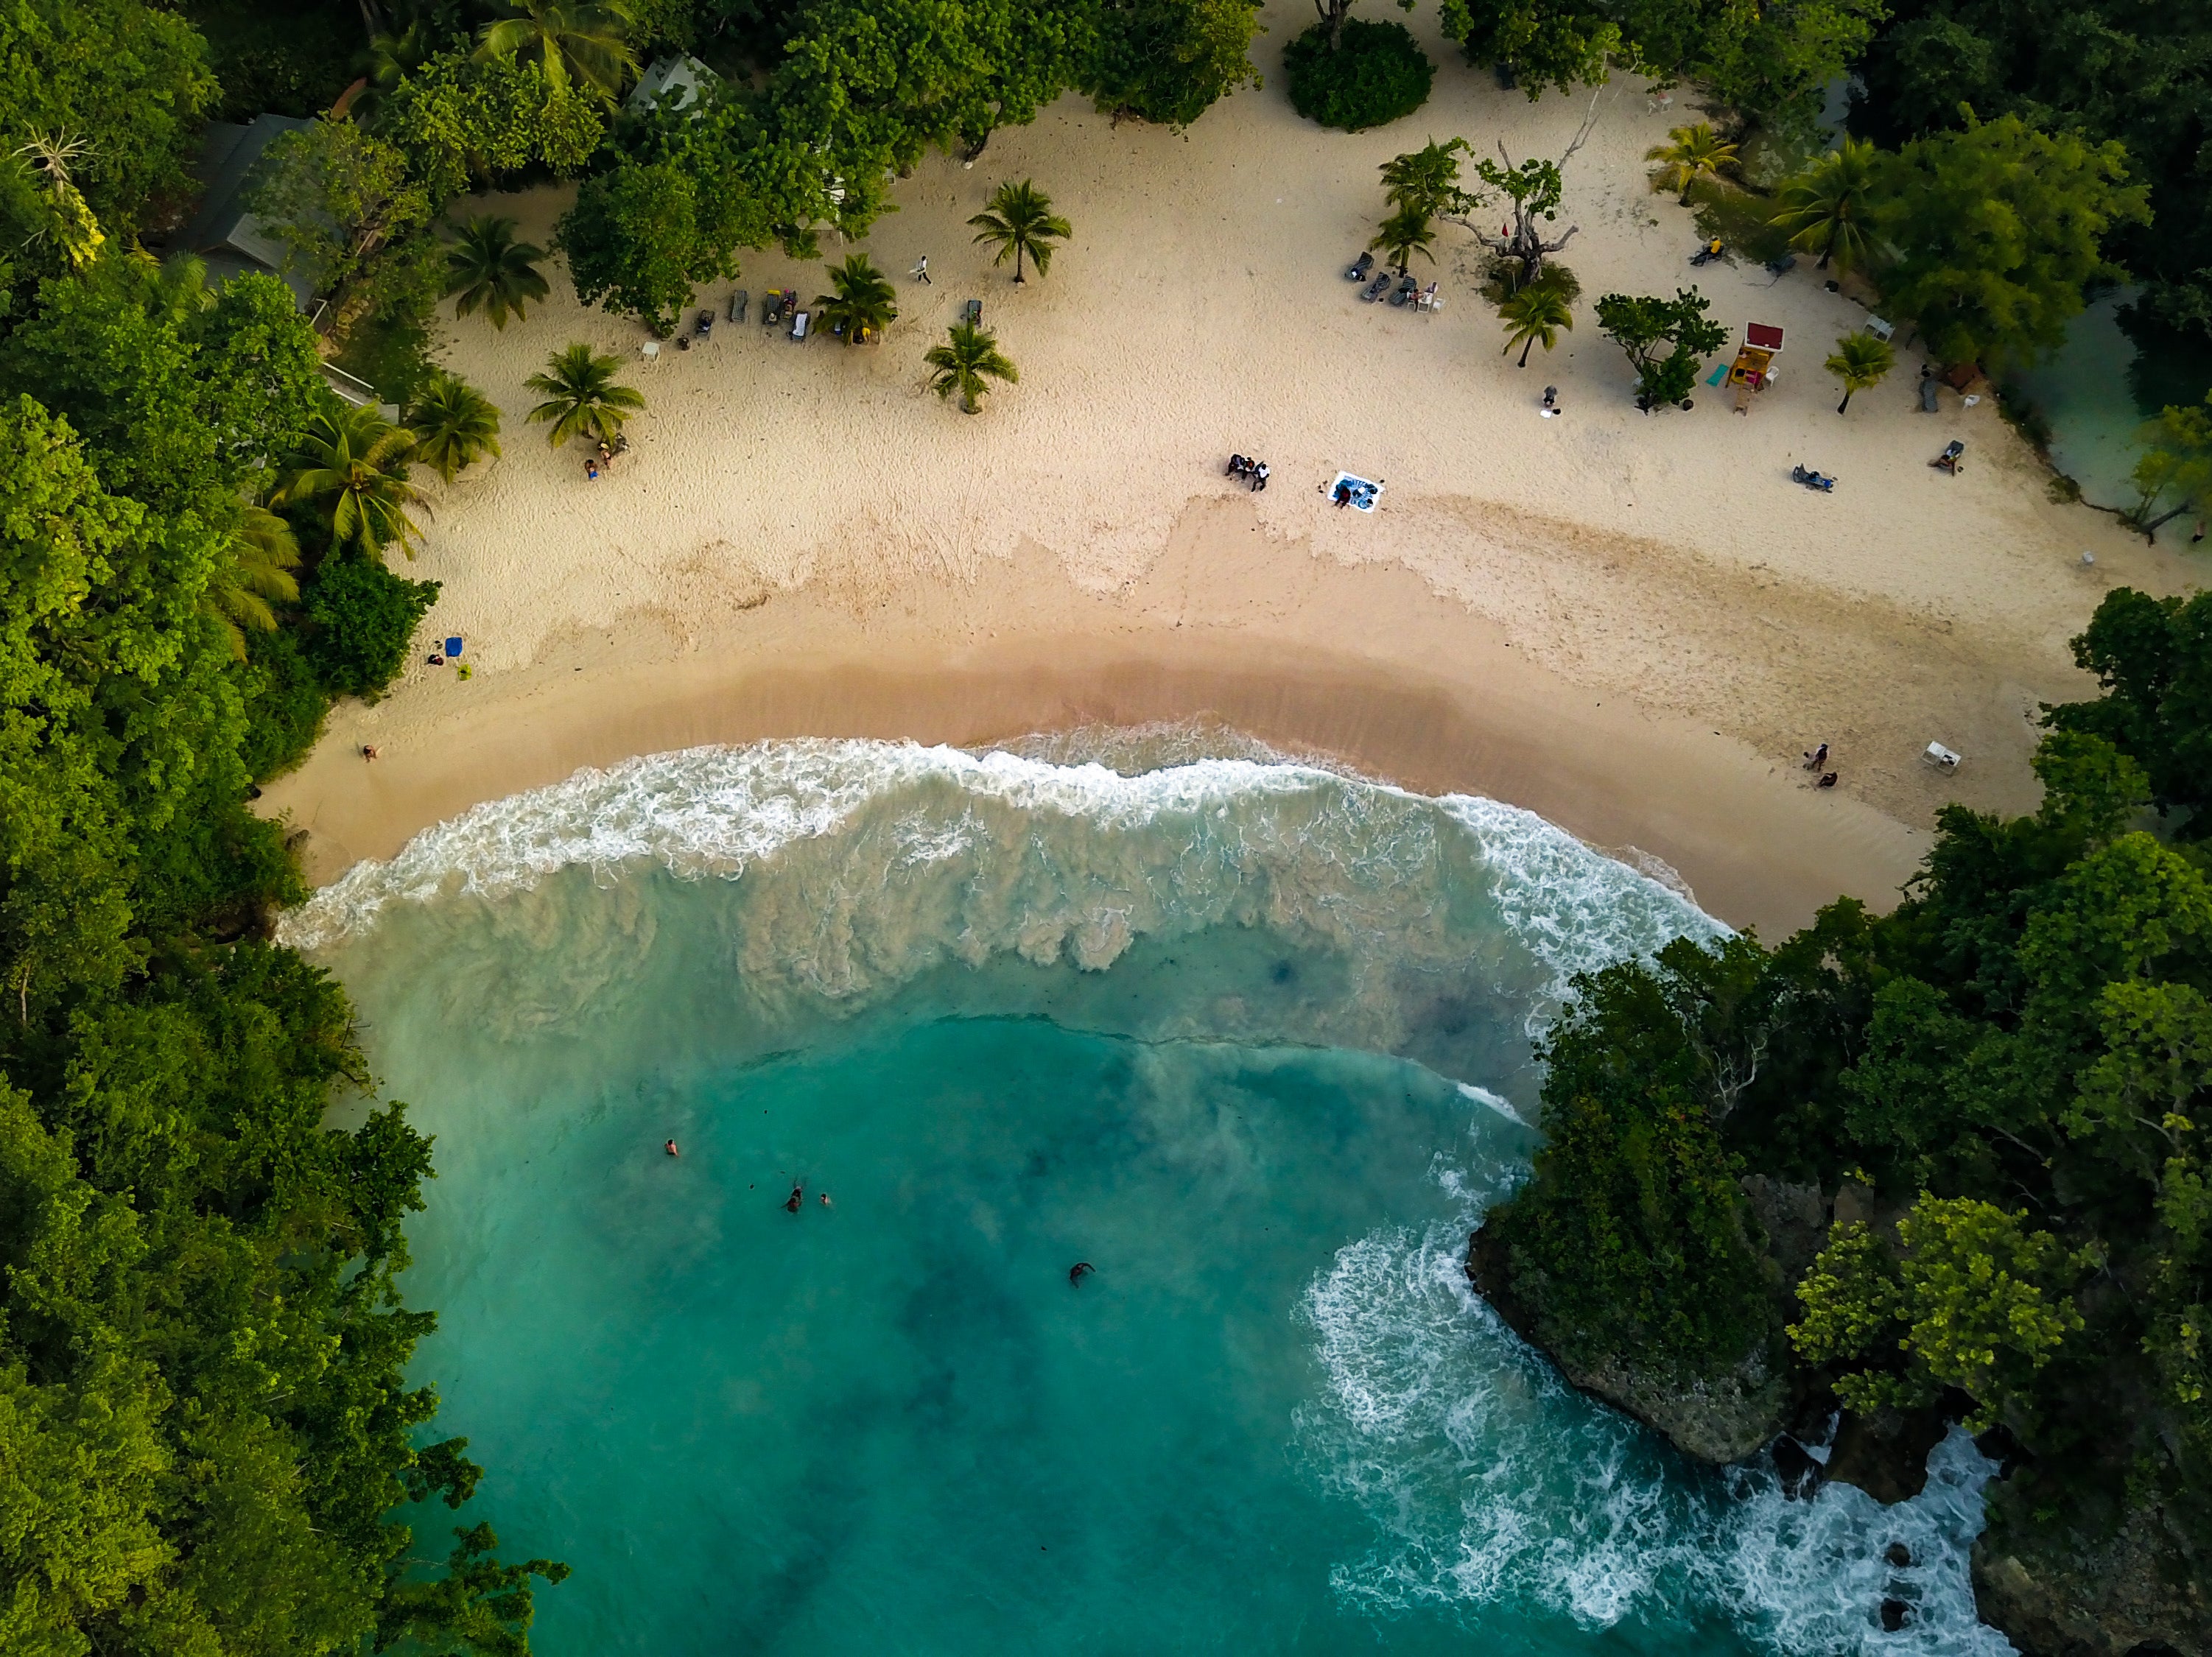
xmin=1251 ymin=461 xmax=1269 ymax=492
xmin=913 ymin=256 xmax=931 ymax=284
xmin=1802 ymin=742 xmax=1828 ymax=771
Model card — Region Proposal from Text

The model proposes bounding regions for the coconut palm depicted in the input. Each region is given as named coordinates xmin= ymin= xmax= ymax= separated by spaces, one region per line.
xmin=272 ymin=405 xmax=430 ymax=558
xmin=1645 ymin=122 xmax=1738 ymax=205
xmin=1370 ymin=205 xmax=1436 ymax=275
xmin=407 ymin=371 xmax=505 ymax=480
xmin=525 ymin=342 xmax=645 ymax=448
xmin=1498 ymin=282 xmax=1575 ymax=367
xmin=477 ymin=0 xmax=638 ymax=101
xmin=967 ymin=180 xmax=1071 ymax=284
xmin=924 ymin=321 xmax=1019 ymax=414
xmin=813 ymin=254 xmax=899 ymax=345
xmin=446 ymin=216 xmax=551 ymax=328
xmin=205 ymin=504 xmax=301 ymax=658
xmin=1771 ymin=138 xmax=1881 ymax=274
xmin=1825 ymin=328 xmax=1896 ymax=414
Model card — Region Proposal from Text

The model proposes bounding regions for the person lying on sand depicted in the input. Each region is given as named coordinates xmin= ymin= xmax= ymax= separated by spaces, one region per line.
xmin=1817 ymin=772 xmax=1839 ymax=789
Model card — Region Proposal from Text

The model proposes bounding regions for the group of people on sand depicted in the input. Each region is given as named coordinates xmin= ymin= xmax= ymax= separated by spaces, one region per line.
xmin=1225 ymin=454 xmax=1269 ymax=491
xmin=1802 ymin=742 xmax=1839 ymax=789
xmin=586 ymin=433 xmax=631 ymax=482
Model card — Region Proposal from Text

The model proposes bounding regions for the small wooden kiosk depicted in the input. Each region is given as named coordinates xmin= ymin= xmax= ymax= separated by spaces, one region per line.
xmin=1728 ymin=321 xmax=1786 ymax=413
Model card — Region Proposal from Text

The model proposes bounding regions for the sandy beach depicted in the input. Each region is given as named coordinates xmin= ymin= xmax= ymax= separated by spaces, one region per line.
xmin=260 ymin=0 xmax=2202 ymax=935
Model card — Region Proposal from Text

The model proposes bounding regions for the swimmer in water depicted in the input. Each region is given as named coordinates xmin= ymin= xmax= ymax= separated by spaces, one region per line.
xmin=664 ymin=1139 xmax=679 ymax=1157
xmin=819 ymin=1192 xmax=832 ymax=1208
xmin=1068 ymin=1262 xmax=1094 ymax=1286
xmin=784 ymin=1181 xmax=804 ymax=1213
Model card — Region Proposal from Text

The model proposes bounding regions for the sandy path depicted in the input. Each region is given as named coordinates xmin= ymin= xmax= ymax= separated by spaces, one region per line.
xmin=262 ymin=0 xmax=2203 ymax=926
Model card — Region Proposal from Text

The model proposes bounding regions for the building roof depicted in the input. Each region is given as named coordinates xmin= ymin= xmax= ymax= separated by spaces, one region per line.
xmin=627 ymin=55 xmax=720 ymax=116
xmin=174 ymin=114 xmax=323 ymax=308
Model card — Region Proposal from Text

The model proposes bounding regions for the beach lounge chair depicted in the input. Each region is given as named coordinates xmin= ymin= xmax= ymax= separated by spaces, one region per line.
xmin=1361 ymin=272 xmax=1391 ymax=302
xmin=1390 ymin=274 xmax=1417 ymax=306
xmin=963 ymin=298 xmax=982 ymax=326
xmin=1765 ymin=253 xmax=1797 ymax=281
xmin=790 ymin=310 xmax=810 ymax=341
xmin=695 ymin=309 xmax=713 ymax=342
xmin=1919 ymin=373 xmax=1939 ymax=412
xmin=1930 ymin=440 xmax=1965 ymax=474
xmin=728 ymin=289 xmax=748 ymax=323
xmin=763 ymin=290 xmax=785 ymax=326
xmin=1867 ymin=316 xmax=1895 ymax=342
xmin=1345 ymin=250 xmax=1374 ymax=282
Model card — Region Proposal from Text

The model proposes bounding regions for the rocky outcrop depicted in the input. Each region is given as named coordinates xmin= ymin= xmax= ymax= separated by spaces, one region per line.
xmin=1466 ymin=1225 xmax=1791 ymax=1464
xmin=1973 ymin=1505 xmax=2212 ymax=1657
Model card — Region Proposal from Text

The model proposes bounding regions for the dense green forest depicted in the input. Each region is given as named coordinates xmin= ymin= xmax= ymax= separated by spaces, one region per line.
xmin=1484 ymin=592 xmax=2212 ymax=1645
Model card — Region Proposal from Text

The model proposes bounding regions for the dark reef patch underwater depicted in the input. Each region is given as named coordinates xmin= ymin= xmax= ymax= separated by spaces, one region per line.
xmin=291 ymin=738 xmax=2009 ymax=1656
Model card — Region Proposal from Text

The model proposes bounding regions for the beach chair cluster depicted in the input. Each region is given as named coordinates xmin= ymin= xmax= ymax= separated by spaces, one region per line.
xmin=1344 ymin=251 xmax=1439 ymax=312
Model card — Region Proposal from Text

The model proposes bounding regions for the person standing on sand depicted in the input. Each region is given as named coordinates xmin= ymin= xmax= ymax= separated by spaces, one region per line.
xmin=913 ymin=256 xmax=930 ymax=284
xmin=1802 ymin=742 xmax=1828 ymax=770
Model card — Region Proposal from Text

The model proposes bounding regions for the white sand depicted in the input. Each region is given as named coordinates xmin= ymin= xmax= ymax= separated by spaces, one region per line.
xmin=262 ymin=0 xmax=2203 ymax=924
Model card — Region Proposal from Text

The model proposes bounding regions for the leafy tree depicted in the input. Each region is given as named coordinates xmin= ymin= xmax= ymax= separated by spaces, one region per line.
xmin=1873 ymin=111 xmax=2150 ymax=370
xmin=925 ymin=320 xmax=1019 ymax=412
xmin=1084 ymin=0 xmax=1263 ymax=128
xmin=2045 ymin=588 xmax=2212 ymax=836
xmin=1825 ymin=328 xmax=1895 ymax=414
xmin=446 ymin=215 xmax=552 ymax=328
xmin=557 ymin=158 xmax=737 ymax=331
xmin=813 ymin=253 xmax=898 ymax=343
xmin=1281 ymin=17 xmax=1433 ymax=131
xmin=476 ymin=0 xmax=640 ymax=102
xmin=1437 ymin=0 xmax=1621 ymax=98
xmin=301 ymin=552 xmax=443 ymax=701
xmin=1671 ymin=0 xmax=1887 ymax=130
xmin=274 ymin=405 xmax=432 ymax=558
xmin=1792 ymin=1198 xmax=2086 ymax=1427
xmin=246 ymin=117 xmax=435 ymax=296
xmin=1457 ymin=134 xmax=1591 ymax=289
xmin=0 ymin=0 xmax=216 ymax=231
xmin=1646 ymin=121 xmax=1735 ymax=205
xmin=408 ymin=370 xmax=505 ymax=481
xmin=1769 ymin=136 xmax=1881 ymax=273
xmin=1498 ymin=278 xmax=1573 ymax=365
xmin=1594 ymin=286 xmax=1727 ymax=409
xmin=2123 ymin=393 xmax=2212 ymax=541
xmin=969 ymin=178 xmax=1072 ymax=284
xmin=1369 ymin=204 xmax=1436 ymax=275
xmin=377 ymin=50 xmax=606 ymax=203
xmin=525 ymin=342 xmax=645 ymax=447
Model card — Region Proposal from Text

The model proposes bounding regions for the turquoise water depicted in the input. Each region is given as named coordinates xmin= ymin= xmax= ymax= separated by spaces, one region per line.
xmin=299 ymin=738 xmax=2011 ymax=1657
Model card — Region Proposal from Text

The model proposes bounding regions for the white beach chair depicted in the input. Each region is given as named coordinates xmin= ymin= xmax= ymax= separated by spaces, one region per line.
xmin=1867 ymin=316 xmax=1895 ymax=342
xmin=1923 ymin=742 xmax=1962 ymax=773
xmin=790 ymin=311 xmax=810 ymax=342
xmin=639 ymin=340 xmax=661 ymax=365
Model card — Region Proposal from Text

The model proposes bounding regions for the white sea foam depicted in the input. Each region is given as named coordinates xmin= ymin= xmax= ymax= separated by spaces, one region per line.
xmin=284 ymin=739 xmax=1719 ymax=1038
xmin=1299 ymin=1196 xmax=2015 ymax=1655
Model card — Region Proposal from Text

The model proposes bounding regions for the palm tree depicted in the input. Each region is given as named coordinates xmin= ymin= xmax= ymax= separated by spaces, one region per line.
xmin=525 ymin=342 xmax=645 ymax=448
xmin=206 ymin=504 xmax=301 ymax=659
xmin=1498 ymin=282 xmax=1575 ymax=367
xmin=924 ymin=321 xmax=1019 ymax=414
xmin=273 ymin=405 xmax=431 ymax=558
xmin=1645 ymin=122 xmax=1738 ymax=205
xmin=1825 ymin=328 xmax=1896 ymax=414
xmin=15 ymin=130 xmax=103 ymax=268
xmin=968 ymin=180 xmax=1071 ymax=284
xmin=446 ymin=216 xmax=550 ymax=328
xmin=1771 ymin=138 xmax=1882 ymax=274
xmin=813 ymin=254 xmax=898 ymax=345
xmin=477 ymin=0 xmax=638 ymax=101
xmin=1369 ymin=205 xmax=1435 ymax=276
xmin=407 ymin=371 xmax=505 ymax=480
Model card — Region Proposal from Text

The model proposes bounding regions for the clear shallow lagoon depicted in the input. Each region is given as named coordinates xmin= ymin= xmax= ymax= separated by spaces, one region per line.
xmin=296 ymin=738 xmax=2012 ymax=1657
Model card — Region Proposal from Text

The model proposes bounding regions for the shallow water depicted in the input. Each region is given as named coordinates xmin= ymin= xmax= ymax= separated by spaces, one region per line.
xmin=303 ymin=739 xmax=2012 ymax=1657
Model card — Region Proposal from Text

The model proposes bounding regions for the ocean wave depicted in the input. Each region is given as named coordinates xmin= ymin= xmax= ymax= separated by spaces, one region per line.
xmin=1299 ymin=1209 xmax=2012 ymax=1655
xmin=282 ymin=740 xmax=1718 ymax=1044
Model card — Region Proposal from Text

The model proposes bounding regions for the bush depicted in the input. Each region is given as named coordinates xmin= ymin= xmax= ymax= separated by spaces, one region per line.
xmin=1282 ymin=18 xmax=1433 ymax=132
xmin=301 ymin=552 xmax=440 ymax=703
xmin=233 ymin=626 xmax=332 ymax=780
